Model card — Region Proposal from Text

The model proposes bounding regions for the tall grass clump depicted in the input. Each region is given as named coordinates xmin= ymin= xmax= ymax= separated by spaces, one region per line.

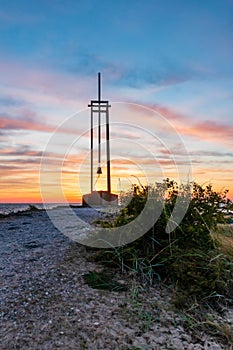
xmin=96 ymin=179 xmax=233 ymax=307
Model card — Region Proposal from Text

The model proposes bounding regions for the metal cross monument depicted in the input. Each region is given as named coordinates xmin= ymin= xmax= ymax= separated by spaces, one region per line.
xmin=82 ymin=73 xmax=118 ymax=206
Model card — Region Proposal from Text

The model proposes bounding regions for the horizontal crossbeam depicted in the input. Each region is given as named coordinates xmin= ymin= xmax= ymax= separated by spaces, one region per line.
xmin=88 ymin=100 xmax=111 ymax=106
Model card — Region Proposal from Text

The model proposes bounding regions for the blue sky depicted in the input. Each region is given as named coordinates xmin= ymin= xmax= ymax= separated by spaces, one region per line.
xmin=0 ymin=0 xmax=232 ymax=202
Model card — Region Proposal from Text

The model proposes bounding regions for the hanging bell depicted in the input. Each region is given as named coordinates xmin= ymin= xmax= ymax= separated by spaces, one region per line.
xmin=97 ymin=166 xmax=102 ymax=174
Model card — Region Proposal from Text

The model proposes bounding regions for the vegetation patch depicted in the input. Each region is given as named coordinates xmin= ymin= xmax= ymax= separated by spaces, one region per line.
xmin=83 ymin=271 xmax=128 ymax=292
xmin=212 ymin=224 xmax=233 ymax=261
xmin=90 ymin=179 xmax=233 ymax=346
xmin=95 ymin=179 xmax=233 ymax=308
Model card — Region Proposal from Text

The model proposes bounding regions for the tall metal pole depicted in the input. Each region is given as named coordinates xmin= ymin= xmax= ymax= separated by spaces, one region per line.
xmin=97 ymin=73 xmax=102 ymax=174
xmin=98 ymin=72 xmax=101 ymax=102
xmin=90 ymin=109 xmax=93 ymax=192
xmin=106 ymin=105 xmax=111 ymax=193
xmin=98 ymin=109 xmax=101 ymax=167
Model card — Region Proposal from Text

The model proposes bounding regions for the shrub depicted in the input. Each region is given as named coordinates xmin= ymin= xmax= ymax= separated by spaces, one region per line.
xmin=97 ymin=179 xmax=233 ymax=306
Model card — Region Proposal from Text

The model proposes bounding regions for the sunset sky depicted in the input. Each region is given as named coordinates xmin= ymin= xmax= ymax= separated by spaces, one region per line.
xmin=0 ymin=0 xmax=232 ymax=203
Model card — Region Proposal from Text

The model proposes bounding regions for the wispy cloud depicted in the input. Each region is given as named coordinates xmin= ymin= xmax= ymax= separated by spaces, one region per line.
xmin=127 ymin=101 xmax=233 ymax=149
xmin=47 ymin=48 xmax=211 ymax=91
xmin=0 ymin=59 xmax=93 ymax=108
xmin=0 ymin=115 xmax=55 ymax=132
xmin=117 ymin=66 xmax=189 ymax=88
xmin=111 ymin=59 xmax=213 ymax=88
xmin=178 ymin=120 xmax=233 ymax=147
xmin=160 ymin=148 xmax=233 ymax=158
xmin=0 ymin=96 xmax=26 ymax=107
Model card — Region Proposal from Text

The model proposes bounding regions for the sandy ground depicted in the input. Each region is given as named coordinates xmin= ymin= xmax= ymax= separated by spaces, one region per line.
xmin=0 ymin=208 xmax=232 ymax=349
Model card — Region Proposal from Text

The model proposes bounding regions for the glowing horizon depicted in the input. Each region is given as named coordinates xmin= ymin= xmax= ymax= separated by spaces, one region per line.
xmin=0 ymin=1 xmax=232 ymax=203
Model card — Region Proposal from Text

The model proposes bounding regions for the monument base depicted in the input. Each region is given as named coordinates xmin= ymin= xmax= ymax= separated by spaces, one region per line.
xmin=82 ymin=191 xmax=118 ymax=207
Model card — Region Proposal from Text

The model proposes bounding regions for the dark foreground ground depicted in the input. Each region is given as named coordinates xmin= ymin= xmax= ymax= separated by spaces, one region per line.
xmin=0 ymin=209 xmax=232 ymax=349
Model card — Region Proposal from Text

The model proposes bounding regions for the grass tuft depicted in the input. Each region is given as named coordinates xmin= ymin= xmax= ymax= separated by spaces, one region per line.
xmin=83 ymin=271 xmax=127 ymax=292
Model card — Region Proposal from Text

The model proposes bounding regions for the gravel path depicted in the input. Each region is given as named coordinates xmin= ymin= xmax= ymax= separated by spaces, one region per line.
xmin=0 ymin=209 xmax=232 ymax=349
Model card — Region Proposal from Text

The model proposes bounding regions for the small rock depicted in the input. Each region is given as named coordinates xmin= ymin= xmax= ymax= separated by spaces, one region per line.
xmin=23 ymin=241 xmax=41 ymax=249
xmin=204 ymin=341 xmax=223 ymax=350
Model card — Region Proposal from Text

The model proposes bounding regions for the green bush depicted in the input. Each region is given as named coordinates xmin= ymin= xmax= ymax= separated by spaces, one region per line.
xmin=97 ymin=179 xmax=233 ymax=306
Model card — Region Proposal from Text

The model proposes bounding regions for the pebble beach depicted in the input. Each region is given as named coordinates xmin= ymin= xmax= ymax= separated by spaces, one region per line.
xmin=1 ymin=207 xmax=232 ymax=349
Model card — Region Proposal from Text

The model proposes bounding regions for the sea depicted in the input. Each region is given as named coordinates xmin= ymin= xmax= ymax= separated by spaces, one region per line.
xmin=0 ymin=203 xmax=81 ymax=217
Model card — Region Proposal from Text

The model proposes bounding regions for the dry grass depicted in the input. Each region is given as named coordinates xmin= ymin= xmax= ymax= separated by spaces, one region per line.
xmin=211 ymin=224 xmax=233 ymax=261
xmin=216 ymin=224 xmax=233 ymax=237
